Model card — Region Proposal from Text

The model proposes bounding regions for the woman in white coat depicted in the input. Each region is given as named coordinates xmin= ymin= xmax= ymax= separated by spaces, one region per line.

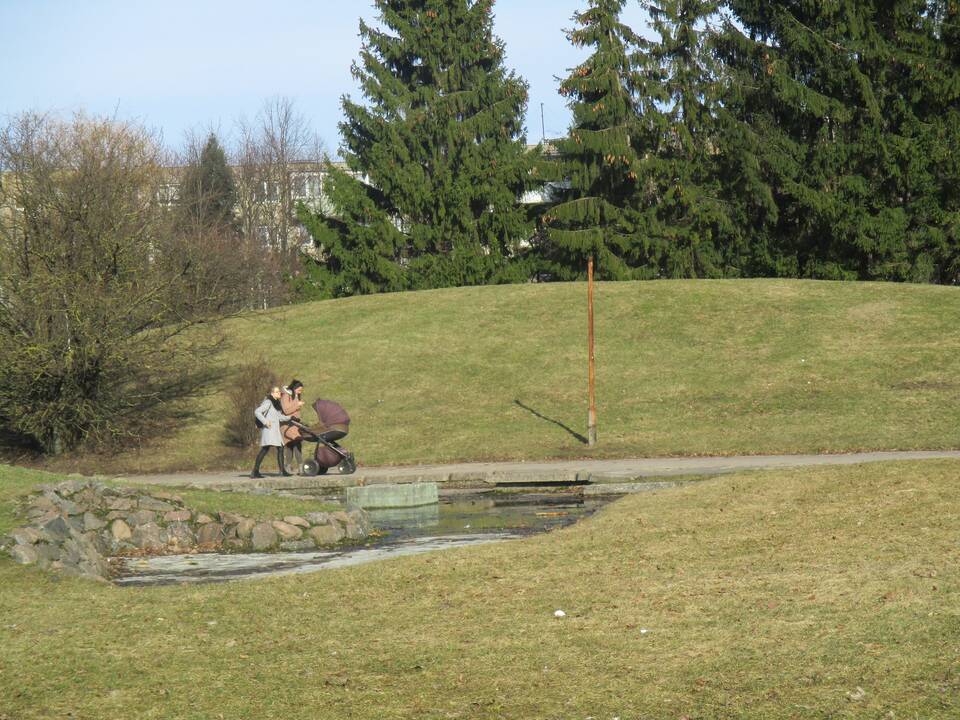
xmin=251 ymin=386 xmax=292 ymax=478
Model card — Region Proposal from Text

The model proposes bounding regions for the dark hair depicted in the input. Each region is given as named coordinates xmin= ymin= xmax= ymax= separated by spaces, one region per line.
xmin=269 ymin=396 xmax=282 ymax=411
xmin=288 ymin=379 xmax=303 ymax=393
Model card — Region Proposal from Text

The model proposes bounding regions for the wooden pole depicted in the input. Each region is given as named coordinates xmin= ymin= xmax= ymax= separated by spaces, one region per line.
xmin=587 ymin=255 xmax=597 ymax=446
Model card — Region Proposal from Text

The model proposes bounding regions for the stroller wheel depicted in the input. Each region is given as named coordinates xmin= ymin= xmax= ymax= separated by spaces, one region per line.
xmin=301 ymin=460 xmax=320 ymax=477
xmin=337 ymin=453 xmax=357 ymax=475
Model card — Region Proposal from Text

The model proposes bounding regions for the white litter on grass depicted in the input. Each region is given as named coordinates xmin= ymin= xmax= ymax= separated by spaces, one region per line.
xmin=554 ymin=610 xmax=566 ymax=618
xmin=640 ymin=628 xmax=649 ymax=634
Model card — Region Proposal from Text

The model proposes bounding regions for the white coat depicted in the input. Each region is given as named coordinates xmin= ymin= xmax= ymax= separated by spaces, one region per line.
xmin=254 ymin=398 xmax=291 ymax=447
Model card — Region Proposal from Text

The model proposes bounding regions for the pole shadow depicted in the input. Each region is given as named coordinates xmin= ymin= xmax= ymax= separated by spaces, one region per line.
xmin=513 ymin=399 xmax=589 ymax=445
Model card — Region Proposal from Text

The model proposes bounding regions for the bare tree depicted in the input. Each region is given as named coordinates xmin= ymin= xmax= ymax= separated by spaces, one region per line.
xmin=235 ymin=96 xmax=326 ymax=255
xmin=0 ymin=112 xmax=228 ymax=453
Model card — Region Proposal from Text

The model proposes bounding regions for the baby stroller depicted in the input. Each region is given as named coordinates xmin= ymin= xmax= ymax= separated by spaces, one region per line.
xmin=288 ymin=398 xmax=357 ymax=476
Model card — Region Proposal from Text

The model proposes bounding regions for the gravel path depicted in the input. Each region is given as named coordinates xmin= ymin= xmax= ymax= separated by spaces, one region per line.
xmin=115 ymin=450 xmax=960 ymax=490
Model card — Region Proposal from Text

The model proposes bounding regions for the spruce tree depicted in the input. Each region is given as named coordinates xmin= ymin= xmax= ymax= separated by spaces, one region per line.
xmin=634 ymin=0 xmax=742 ymax=277
xmin=303 ymin=0 xmax=537 ymax=295
xmin=538 ymin=0 xmax=650 ymax=280
xmin=717 ymin=1 xmax=960 ymax=282
xmin=178 ymin=133 xmax=237 ymax=232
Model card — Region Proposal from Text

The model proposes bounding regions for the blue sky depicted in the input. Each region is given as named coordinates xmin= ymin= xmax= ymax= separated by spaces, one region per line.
xmin=0 ymin=0 xmax=651 ymax=156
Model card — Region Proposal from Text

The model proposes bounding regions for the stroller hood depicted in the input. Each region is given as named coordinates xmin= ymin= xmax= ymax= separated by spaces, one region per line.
xmin=312 ymin=398 xmax=350 ymax=427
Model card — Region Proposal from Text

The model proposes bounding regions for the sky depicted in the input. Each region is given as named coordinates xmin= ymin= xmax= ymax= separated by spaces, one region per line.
xmin=0 ymin=0 xmax=653 ymax=158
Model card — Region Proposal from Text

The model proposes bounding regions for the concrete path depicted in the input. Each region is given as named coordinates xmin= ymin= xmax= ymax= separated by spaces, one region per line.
xmin=117 ymin=450 xmax=960 ymax=491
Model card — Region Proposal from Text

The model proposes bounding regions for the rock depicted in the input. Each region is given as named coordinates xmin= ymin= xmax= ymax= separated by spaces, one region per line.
xmin=56 ymin=480 xmax=84 ymax=496
xmin=195 ymin=513 xmax=216 ymax=524
xmin=305 ymin=512 xmax=330 ymax=526
xmin=280 ymin=539 xmax=315 ymax=552
xmin=106 ymin=498 xmax=136 ymax=512
xmin=131 ymin=522 xmax=166 ymax=551
xmin=110 ymin=519 xmax=133 ymax=542
xmin=75 ymin=488 xmax=104 ymax=510
xmin=308 ymin=524 xmax=344 ymax=546
xmin=10 ymin=527 xmax=43 ymax=545
xmin=126 ymin=510 xmax=157 ymax=527
xmin=105 ymin=510 xmax=127 ymax=521
xmin=343 ymin=522 xmax=366 ymax=540
xmin=347 ymin=509 xmax=372 ymax=534
xmin=139 ymin=497 xmax=176 ymax=512
xmin=163 ymin=510 xmax=192 ymax=523
xmin=330 ymin=511 xmax=352 ymax=527
xmin=218 ymin=511 xmax=244 ymax=525
xmin=55 ymin=497 xmax=83 ymax=516
xmin=236 ymin=518 xmax=256 ymax=539
xmin=28 ymin=495 xmax=58 ymax=514
xmin=251 ymin=523 xmax=278 ymax=551
xmin=9 ymin=544 xmax=39 ymax=564
xmin=117 ymin=487 xmax=139 ymax=498
xmin=28 ymin=510 xmax=60 ymax=526
xmin=83 ymin=512 xmax=106 ymax=532
xmin=222 ymin=524 xmax=238 ymax=540
xmin=271 ymin=521 xmax=303 ymax=541
xmin=38 ymin=516 xmax=72 ymax=543
xmin=34 ymin=543 xmax=61 ymax=563
xmin=150 ymin=491 xmax=180 ymax=502
xmin=165 ymin=523 xmax=195 ymax=548
xmin=196 ymin=523 xmax=224 ymax=546
xmin=283 ymin=515 xmax=310 ymax=528
xmin=223 ymin=538 xmax=247 ymax=550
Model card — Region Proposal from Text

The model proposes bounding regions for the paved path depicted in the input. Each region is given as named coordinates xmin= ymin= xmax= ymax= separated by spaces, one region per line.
xmin=117 ymin=450 xmax=960 ymax=491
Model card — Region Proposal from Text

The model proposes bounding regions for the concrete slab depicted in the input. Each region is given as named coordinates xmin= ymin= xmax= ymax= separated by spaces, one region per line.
xmin=345 ymin=482 xmax=439 ymax=509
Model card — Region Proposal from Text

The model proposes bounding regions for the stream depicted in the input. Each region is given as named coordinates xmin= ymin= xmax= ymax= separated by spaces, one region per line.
xmin=113 ymin=490 xmax=615 ymax=587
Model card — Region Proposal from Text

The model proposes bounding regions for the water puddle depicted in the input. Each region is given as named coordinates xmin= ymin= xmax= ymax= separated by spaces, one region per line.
xmin=114 ymin=491 xmax=612 ymax=587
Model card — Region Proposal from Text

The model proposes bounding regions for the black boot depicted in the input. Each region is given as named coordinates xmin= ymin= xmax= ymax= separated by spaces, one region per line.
xmin=251 ymin=446 xmax=268 ymax=478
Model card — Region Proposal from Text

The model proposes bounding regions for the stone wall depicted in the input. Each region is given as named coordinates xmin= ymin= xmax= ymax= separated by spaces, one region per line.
xmin=0 ymin=480 xmax=371 ymax=582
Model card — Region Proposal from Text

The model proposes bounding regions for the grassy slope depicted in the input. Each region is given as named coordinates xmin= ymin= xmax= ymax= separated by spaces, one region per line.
xmin=52 ymin=279 xmax=960 ymax=473
xmin=1 ymin=460 xmax=957 ymax=718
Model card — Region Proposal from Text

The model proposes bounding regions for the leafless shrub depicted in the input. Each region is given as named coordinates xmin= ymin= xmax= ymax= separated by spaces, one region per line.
xmin=223 ymin=360 xmax=280 ymax=448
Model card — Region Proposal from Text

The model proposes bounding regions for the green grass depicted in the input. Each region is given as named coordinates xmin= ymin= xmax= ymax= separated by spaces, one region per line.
xmin=1 ymin=459 xmax=957 ymax=718
xmin=40 ymin=279 xmax=960 ymax=473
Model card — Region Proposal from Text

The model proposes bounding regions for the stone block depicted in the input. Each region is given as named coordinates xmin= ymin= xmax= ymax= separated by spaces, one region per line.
xmin=139 ymin=497 xmax=176 ymax=513
xmin=251 ymin=523 xmax=278 ymax=551
xmin=236 ymin=518 xmax=256 ymax=539
xmin=163 ymin=510 xmax=192 ymax=523
xmin=10 ymin=527 xmax=43 ymax=545
xmin=10 ymin=544 xmax=39 ymax=565
xmin=195 ymin=513 xmax=216 ymax=524
xmin=343 ymin=522 xmax=366 ymax=541
xmin=271 ymin=521 xmax=302 ymax=541
xmin=282 ymin=516 xmax=310 ymax=528
xmin=83 ymin=512 xmax=106 ymax=532
xmin=39 ymin=516 xmax=72 ymax=543
xmin=218 ymin=512 xmax=244 ymax=525
xmin=132 ymin=522 xmax=166 ymax=551
xmin=345 ymin=482 xmax=439 ymax=509
xmin=305 ymin=512 xmax=330 ymax=526
xmin=307 ymin=524 xmax=344 ymax=546
xmin=110 ymin=519 xmax=133 ymax=542
xmin=166 ymin=523 xmax=195 ymax=548
xmin=126 ymin=510 xmax=157 ymax=527
xmin=35 ymin=543 xmax=61 ymax=563
xmin=196 ymin=523 xmax=224 ymax=546
xmin=106 ymin=498 xmax=136 ymax=512
xmin=280 ymin=539 xmax=315 ymax=552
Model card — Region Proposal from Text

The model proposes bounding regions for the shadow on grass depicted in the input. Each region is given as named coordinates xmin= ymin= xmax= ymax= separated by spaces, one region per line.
xmin=514 ymin=399 xmax=588 ymax=444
